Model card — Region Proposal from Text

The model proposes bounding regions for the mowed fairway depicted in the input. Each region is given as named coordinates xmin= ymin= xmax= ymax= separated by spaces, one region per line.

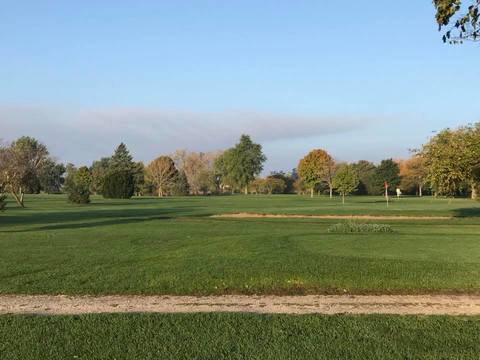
xmin=2 ymin=313 xmax=480 ymax=360
xmin=1 ymin=194 xmax=480 ymax=295
xmin=2 ymin=195 xmax=480 ymax=359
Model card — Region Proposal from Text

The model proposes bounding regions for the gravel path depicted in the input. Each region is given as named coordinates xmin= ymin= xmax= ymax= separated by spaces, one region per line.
xmin=1 ymin=295 xmax=480 ymax=315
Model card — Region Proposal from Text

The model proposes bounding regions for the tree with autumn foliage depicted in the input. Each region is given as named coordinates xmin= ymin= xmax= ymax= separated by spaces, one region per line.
xmin=398 ymin=156 xmax=428 ymax=196
xmin=297 ymin=149 xmax=335 ymax=198
xmin=0 ymin=136 xmax=49 ymax=207
xmin=171 ymin=150 xmax=220 ymax=195
xmin=145 ymin=156 xmax=178 ymax=197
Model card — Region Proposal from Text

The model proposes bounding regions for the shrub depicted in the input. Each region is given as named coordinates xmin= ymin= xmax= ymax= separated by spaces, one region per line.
xmin=327 ymin=221 xmax=394 ymax=233
xmin=102 ymin=169 xmax=135 ymax=199
xmin=64 ymin=166 xmax=92 ymax=204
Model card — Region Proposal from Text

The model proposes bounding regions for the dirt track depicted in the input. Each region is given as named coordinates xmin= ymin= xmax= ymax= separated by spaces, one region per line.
xmin=1 ymin=295 xmax=480 ymax=316
xmin=212 ymin=213 xmax=452 ymax=220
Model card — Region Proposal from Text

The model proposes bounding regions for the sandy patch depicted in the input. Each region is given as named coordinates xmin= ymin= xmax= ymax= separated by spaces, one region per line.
xmin=1 ymin=295 xmax=479 ymax=316
xmin=212 ymin=213 xmax=452 ymax=220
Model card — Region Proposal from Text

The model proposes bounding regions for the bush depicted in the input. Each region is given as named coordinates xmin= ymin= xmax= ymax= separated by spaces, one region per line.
xmin=64 ymin=166 xmax=91 ymax=204
xmin=327 ymin=221 xmax=394 ymax=233
xmin=102 ymin=170 xmax=135 ymax=199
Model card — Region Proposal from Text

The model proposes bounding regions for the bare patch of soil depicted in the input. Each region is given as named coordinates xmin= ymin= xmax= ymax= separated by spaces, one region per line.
xmin=1 ymin=295 xmax=479 ymax=315
xmin=212 ymin=213 xmax=452 ymax=220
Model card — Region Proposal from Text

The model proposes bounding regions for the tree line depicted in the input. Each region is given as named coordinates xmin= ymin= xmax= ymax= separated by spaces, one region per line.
xmin=1 ymin=122 xmax=479 ymax=208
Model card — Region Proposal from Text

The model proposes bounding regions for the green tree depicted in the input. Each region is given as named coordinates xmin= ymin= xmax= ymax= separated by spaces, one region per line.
xmin=421 ymin=124 xmax=480 ymax=198
xmin=434 ymin=0 xmax=480 ymax=43
xmin=332 ymin=164 xmax=359 ymax=204
xmin=213 ymin=149 xmax=235 ymax=193
xmin=230 ymin=135 xmax=266 ymax=194
xmin=102 ymin=169 xmax=135 ymax=199
xmin=213 ymin=136 xmax=266 ymax=194
xmin=132 ymin=162 xmax=145 ymax=196
xmin=90 ymin=158 xmax=110 ymax=195
xmin=109 ymin=143 xmax=134 ymax=171
xmin=64 ymin=165 xmax=92 ymax=204
xmin=38 ymin=159 xmax=66 ymax=194
xmin=297 ymin=149 xmax=335 ymax=198
xmin=268 ymin=172 xmax=295 ymax=194
xmin=373 ymin=159 xmax=401 ymax=195
xmin=99 ymin=143 xmax=141 ymax=199
xmin=352 ymin=160 xmax=377 ymax=195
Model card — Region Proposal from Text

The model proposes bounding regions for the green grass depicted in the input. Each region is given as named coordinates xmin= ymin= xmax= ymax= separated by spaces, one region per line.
xmin=1 ymin=194 xmax=480 ymax=295
xmin=1 ymin=313 xmax=479 ymax=359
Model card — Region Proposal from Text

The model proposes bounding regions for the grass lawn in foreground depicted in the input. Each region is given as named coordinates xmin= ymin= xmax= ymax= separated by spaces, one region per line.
xmin=0 ymin=195 xmax=479 ymax=295
xmin=1 ymin=313 xmax=479 ymax=360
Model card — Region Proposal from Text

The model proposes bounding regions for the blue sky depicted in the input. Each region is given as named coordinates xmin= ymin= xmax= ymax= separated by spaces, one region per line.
xmin=1 ymin=1 xmax=479 ymax=173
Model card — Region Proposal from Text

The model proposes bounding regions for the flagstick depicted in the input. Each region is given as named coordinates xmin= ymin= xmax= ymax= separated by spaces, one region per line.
xmin=384 ymin=182 xmax=389 ymax=207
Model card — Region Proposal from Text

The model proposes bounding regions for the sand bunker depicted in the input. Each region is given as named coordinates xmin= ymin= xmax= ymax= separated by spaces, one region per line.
xmin=212 ymin=213 xmax=452 ymax=220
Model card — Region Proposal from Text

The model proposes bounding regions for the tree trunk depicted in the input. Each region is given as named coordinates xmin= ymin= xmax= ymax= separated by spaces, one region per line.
xmin=472 ymin=184 xmax=478 ymax=200
xmin=158 ymin=187 xmax=163 ymax=197
xmin=244 ymin=186 xmax=248 ymax=195
xmin=11 ymin=191 xmax=24 ymax=208
xmin=329 ymin=185 xmax=333 ymax=198
xmin=419 ymin=184 xmax=423 ymax=197
xmin=342 ymin=193 xmax=345 ymax=204
xmin=310 ymin=188 xmax=314 ymax=198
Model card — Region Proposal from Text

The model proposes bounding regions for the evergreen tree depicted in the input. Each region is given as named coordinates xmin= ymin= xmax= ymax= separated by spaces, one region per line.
xmin=170 ymin=170 xmax=190 ymax=196
xmin=102 ymin=169 xmax=135 ymax=199
xmin=109 ymin=143 xmax=134 ymax=171
xmin=100 ymin=143 xmax=139 ymax=199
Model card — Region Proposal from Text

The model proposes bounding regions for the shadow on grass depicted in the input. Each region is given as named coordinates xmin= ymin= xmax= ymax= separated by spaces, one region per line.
xmin=453 ymin=207 xmax=480 ymax=217
xmin=0 ymin=206 xmax=199 ymax=228
xmin=2 ymin=215 xmax=172 ymax=233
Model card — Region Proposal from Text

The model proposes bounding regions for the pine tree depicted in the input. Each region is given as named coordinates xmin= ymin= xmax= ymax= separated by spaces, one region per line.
xmin=109 ymin=143 xmax=134 ymax=171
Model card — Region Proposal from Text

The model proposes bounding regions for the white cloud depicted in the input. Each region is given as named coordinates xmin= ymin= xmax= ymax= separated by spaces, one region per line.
xmin=0 ymin=104 xmax=377 ymax=169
